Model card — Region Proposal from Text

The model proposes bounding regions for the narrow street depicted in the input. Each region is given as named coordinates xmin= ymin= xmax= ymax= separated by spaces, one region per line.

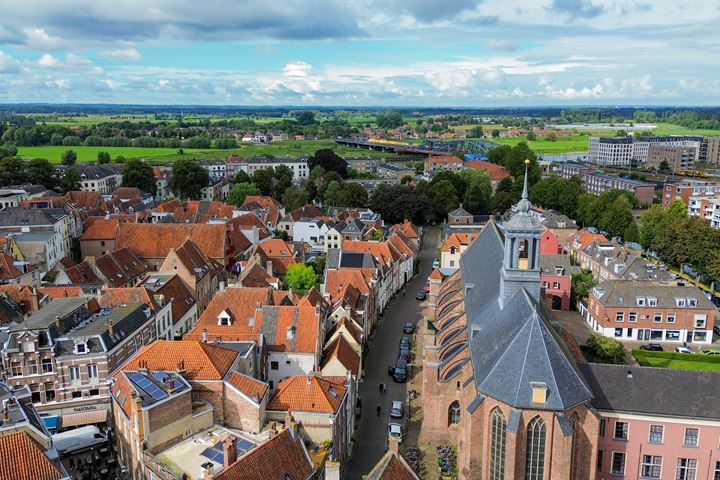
xmin=344 ymin=226 xmax=440 ymax=478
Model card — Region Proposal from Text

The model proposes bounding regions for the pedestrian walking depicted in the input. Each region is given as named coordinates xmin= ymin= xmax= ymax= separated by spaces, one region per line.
xmin=379 ymin=382 xmax=383 ymax=393
xmin=376 ymin=405 xmax=381 ymax=416
xmin=382 ymin=383 xmax=387 ymax=394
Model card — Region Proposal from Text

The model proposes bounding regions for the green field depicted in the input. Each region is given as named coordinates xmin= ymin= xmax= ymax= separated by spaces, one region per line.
xmin=493 ymin=135 xmax=590 ymax=154
xmin=17 ymin=140 xmax=405 ymax=163
xmin=633 ymin=350 xmax=720 ymax=371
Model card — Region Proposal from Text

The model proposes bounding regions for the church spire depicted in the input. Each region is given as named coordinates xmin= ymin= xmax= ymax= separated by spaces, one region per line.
xmin=516 ymin=159 xmax=532 ymax=214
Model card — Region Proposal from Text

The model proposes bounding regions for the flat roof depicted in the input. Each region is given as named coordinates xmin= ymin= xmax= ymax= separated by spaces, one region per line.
xmin=66 ymin=303 xmax=143 ymax=338
xmin=155 ymin=426 xmax=263 ymax=478
xmin=13 ymin=297 xmax=90 ymax=331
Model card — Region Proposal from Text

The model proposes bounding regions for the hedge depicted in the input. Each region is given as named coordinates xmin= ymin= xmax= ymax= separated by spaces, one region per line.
xmin=632 ymin=349 xmax=720 ymax=364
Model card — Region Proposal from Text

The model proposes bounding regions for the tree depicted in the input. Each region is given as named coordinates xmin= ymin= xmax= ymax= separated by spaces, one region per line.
xmin=598 ymin=196 xmax=636 ymax=240
xmin=293 ymin=111 xmax=316 ymax=126
xmin=490 ymin=191 xmax=517 ymax=214
xmin=61 ymin=149 xmax=77 ymax=166
xmin=458 ymin=169 xmax=492 ymax=215
xmin=338 ymin=182 xmax=368 ymax=208
xmin=584 ymin=333 xmax=625 ymax=364
xmin=640 ymin=201 xmax=687 ymax=253
xmin=228 ymin=182 xmax=260 ymax=206
xmin=526 ymin=131 xmax=537 ymax=141
xmin=0 ymin=157 xmax=27 ymax=186
xmin=375 ymin=111 xmax=404 ymax=129
xmin=121 ymin=159 xmax=157 ymax=196
xmin=658 ymin=160 xmax=671 ymax=174
xmin=308 ymin=165 xmax=326 ymax=182
xmin=429 ymin=179 xmax=459 ymax=221
xmin=251 ymin=169 xmax=275 ymax=196
xmin=491 ymin=129 xmax=500 ymax=138
xmin=469 ymin=126 xmax=484 ymax=138
xmin=26 ymin=158 xmax=56 ymax=189
xmin=571 ymin=269 xmax=597 ymax=304
xmin=115 ymin=155 xmax=127 ymax=163
xmin=323 ymin=180 xmax=343 ymax=206
xmin=232 ymin=170 xmax=251 ymax=185
xmin=308 ymin=149 xmax=348 ymax=178
xmin=59 ymin=167 xmax=81 ymax=192
xmin=546 ymin=133 xmax=557 ymax=142
xmin=529 ymin=176 xmax=584 ymax=219
xmin=215 ymin=138 xmax=237 ymax=149
xmin=284 ymin=263 xmax=318 ymax=295
xmin=97 ymin=151 xmax=111 ymax=164
xmin=273 ymin=165 xmax=294 ymax=198
xmin=400 ymin=175 xmax=413 ymax=185
xmin=282 ymin=186 xmax=309 ymax=211
xmin=169 ymin=159 xmax=209 ymax=200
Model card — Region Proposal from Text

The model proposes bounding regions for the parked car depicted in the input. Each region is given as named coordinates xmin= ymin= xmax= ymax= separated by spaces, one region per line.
xmin=674 ymin=346 xmax=694 ymax=354
xmin=390 ymin=400 xmax=404 ymax=418
xmin=399 ymin=346 xmax=411 ymax=359
xmin=432 ymin=259 xmax=440 ymax=268
xmin=423 ymin=282 xmax=430 ymax=293
xmin=403 ymin=322 xmax=415 ymax=334
xmin=388 ymin=423 xmax=403 ymax=443
xmin=713 ymin=325 xmax=720 ymax=335
xmin=639 ymin=343 xmax=663 ymax=351
xmin=400 ymin=336 xmax=411 ymax=348
xmin=701 ymin=349 xmax=720 ymax=355
xmin=415 ymin=290 xmax=427 ymax=301
xmin=393 ymin=358 xmax=408 ymax=382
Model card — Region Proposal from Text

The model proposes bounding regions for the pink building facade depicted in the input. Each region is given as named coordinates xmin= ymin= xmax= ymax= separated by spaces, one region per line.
xmin=540 ymin=228 xmax=563 ymax=255
xmin=581 ymin=363 xmax=720 ymax=480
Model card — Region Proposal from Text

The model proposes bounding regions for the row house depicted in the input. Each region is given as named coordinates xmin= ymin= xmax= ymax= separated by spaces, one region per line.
xmin=244 ymin=156 xmax=309 ymax=180
xmin=197 ymin=159 xmax=227 ymax=181
xmin=200 ymin=177 xmax=231 ymax=202
xmin=586 ymin=280 xmax=716 ymax=344
xmin=151 ymin=199 xmax=236 ymax=224
xmin=184 ymin=286 xmax=325 ymax=391
xmin=152 ymin=166 xmax=171 ymax=201
xmin=567 ymin=228 xmax=609 ymax=257
xmin=111 ymin=340 xmax=267 ymax=480
xmin=0 ymin=207 xmax=74 ymax=268
xmin=248 ymin=238 xmax=298 ymax=278
xmin=0 ymin=251 xmax=40 ymax=288
xmin=581 ymin=172 xmax=655 ymax=206
xmin=441 ymin=232 xmax=478 ymax=271
xmin=324 ymin=253 xmax=379 ymax=338
xmin=424 ymin=155 xmax=463 ymax=174
xmin=79 ymin=217 xmax=119 ymax=258
xmin=224 ymin=154 xmax=247 ymax=179
xmin=240 ymin=195 xmax=286 ymax=229
xmin=98 ymin=287 xmax=174 ymax=341
xmin=276 ymin=204 xmax=323 ymax=237
xmin=576 ymin=240 xmax=672 ymax=282
xmin=342 ymin=239 xmax=403 ymax=298
xmin=141 ymin=273 xmax=198 ymax=339
xmin=76 ymin=164 xmax=123 ymax=194
xmin=54 ymin=247 xmax=148 ymax=291
xmin=1 ymin=297 xmax=161 ymax=430
xmin=539 ymin=254 xmax=579 ymax=311
xmin=661 ymin=180 xmax=720 ymax=208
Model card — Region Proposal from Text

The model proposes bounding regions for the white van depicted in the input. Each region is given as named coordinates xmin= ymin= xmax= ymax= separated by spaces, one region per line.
xmin=52 ymin=425 xmax=107 ymax=455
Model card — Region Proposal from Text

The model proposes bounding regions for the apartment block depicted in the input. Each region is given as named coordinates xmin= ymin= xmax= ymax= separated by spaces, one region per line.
xmin=558 ymin=162 xmax=593 ymax=180
xmin=688 ymin=193 xmax=720 ymax=229
xmin=589 ymin=136 xmax=633 ymax=166
xmin=662 ymin=181 xmax=720 ymax=208
xmin=586 ymin=280 xmax=715 ymax=344
xmin=581 ymin=173 xmax=655 ymax=205
xmin=646 ymin=145 xmax=696 ymax=171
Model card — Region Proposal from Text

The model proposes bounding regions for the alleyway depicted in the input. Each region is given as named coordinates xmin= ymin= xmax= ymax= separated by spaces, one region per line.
xmin=344 ymin=226 xmax=440 ymax=478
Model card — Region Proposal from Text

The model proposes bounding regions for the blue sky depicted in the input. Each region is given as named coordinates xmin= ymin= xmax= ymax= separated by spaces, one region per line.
xmin=0 ymin=0 xmax=718 ymax=106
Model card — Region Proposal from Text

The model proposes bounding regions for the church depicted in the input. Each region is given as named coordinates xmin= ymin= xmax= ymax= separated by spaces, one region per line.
xmin=421 ymin=162 xmax=601 ymax=480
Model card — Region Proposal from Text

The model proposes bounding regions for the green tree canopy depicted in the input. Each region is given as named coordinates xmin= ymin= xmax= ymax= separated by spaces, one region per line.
xmin=228 ymin=182 xmax=261 ymax=206
xmin=121 ymin=158 xmax=157 ymax=195
xmin=584 ymin=333 xmax=625 ymax=364
xmin=232 ymin=170 xmax=251 ymax=185
xmin=251 ymin=168 xmax=275 ymax=196
xmin=97 ymin=151 xmax=111 ymax=164
xmin=26 ymin=158 xmax=56 ymax=189
xmin=338 ymin=182 xmax=369 ymax=208
xmin=168 ymin=159 xmax=209 ymax=200
xmin=323 ymin=180 xmax=343 ymax=206
xmin=59 ymin=167 xmax=81 ymax=192
xmin=273 ymin=165 xmax=294 ymax=198
xmin=308 ymin=149 xmax=348 ymax=178
xmin=0 ymin=157 xmax=27 ymax=185
xmin=281 ymin=186 xmax=309 ymax=211
xmin=284 ymin=263 xmax=318 ymax=295
xmin=61 ymin=149 xmax=77 ymax=166
xmin=529 ymin=176 xmax=584 ymax=219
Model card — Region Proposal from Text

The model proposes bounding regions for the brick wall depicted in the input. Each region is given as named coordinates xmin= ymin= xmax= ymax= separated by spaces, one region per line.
xmin=223 ymin=385 xmax=265 ymax=433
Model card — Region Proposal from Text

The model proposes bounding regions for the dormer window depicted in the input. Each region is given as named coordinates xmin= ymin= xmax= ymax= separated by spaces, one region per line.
xmin=74 ymin=341 xmax=88 ymax=355
xmin=688 ymin=298 xmax=697 ymax=307
xmin=217 ymin=309 xmax=233 ymax=326
xmin=450 ymin=246 xmax=456 ymax=254
xmin=647 ymin=297 xmax=657 ymax=307
xmin=531 ymin=382 xmax=547 ymax=404
xmin=21 ymin=339 xmax=36 ymax=353
xmin=676 ymin=298 xmax=686 ymax=307
xmin=636 ymin=297 xmax=646 ymax=306
xmin=554 ymin=267 xmax=564 ymax=275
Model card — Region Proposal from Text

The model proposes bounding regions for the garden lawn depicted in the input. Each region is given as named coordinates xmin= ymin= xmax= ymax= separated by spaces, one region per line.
xmin=633 ymin=351 xmax=720 ymax=371
xmin=493 ymin=135 xmax=590 ymax=153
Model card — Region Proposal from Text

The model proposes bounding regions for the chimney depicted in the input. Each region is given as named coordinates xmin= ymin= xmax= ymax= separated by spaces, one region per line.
xmin=201 ymin=462 xmax=214 ymax=480
xmin=388 ymin=433 xmax=399 ymax=455
xmin=265 ymin=260 xmax=273 ymax=276
xmin=324 ymin=461 xmax=341 ymax=480
xmin=202 ymin=329 xmax=209 ymax=343
xmin=222 ymin=435 xmax=238 ymax=470
xmin=269 ymin=422 xmax=278 ymax=438
xmin=54 ymin=315 xmax=62 ymax=331
xmin=108 ymin=319 xmax=114 ymax=336
xmin=285 ymin=411 xmax=296 ymax=440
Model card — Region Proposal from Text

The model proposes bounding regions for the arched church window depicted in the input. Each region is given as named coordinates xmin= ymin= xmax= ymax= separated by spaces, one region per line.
xmin=448 ymin=401 xmax=461 ymax=425
xmin=525 ymin=416 xmax=546 ymax=480
xmin=489 ymin=408 xmax=506 ymax=480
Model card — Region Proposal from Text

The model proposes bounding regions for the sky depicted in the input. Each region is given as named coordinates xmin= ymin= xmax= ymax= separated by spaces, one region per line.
xmin=0 ymin=0 xmax=718 ymax=107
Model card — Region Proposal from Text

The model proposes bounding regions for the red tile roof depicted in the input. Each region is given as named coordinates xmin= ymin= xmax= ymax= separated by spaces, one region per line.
xmin=0 ymin=253 xmax=24 ymax=281
xmin=60 ymin=260 xmax=102 ymax=285
xmin=95 ymin=247 xmax=148 ymax=287
xmin=80 ymin=217 xmax=119 ymax=241
xmin=328 ymin=317 xmax=364 ymax=346
xmin=325 ymin=269 xmax=371 ymax=305
xmin=366 ymin=451 xmax=420 ymax=480
xmin=342 ymin=240 xmax=397 ymax=267
xmin=239 ymin=262 xmax=276 ymax=288
xmin=425 ymin=155 xmax=462 ymax=164
xmin=216 ymin=428 xmax=313 ymax=480
xmin=153 ymin=275 xmax=196 ymax=325
xmin=0 ymin=432 xmax=64 ymax=480
xmin=256 ymin=305 xmax=321 ymax=354
xmin=170 ymin=238 xmax=222 ymax=281
xmin=442 ymin=233 xmax=478 ymax=252
xmin=569 ymin=229 xmax=609 ymax=251
xmin=226 ymin=371 xmax=268 ymax=402
xmin=268 ymin=375 xmax=347 ymax=414
xmin=121 ymin=340 xmax=239 ymax=380
xmin=99 ymin=287 xmax=160 ymax=312
xmin=429 ymin=268 xmax=444 ymax=281
xmin=257 ymin=239 xmax=295 ymax=258
xmin=39 ymin=286 xmax=85 ymax=299
xmin=465 ymin=160 xmax=511 ymax=181
xmin=116 ymin=223 xmax=229 ymax=259
xmin=322 ymin=334 xmax=360 ymax=377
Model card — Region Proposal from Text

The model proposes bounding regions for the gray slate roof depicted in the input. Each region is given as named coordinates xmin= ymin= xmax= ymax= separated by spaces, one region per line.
xmin=458 ymin=221 xmax=593 ymax=410
xmin=592 ymin=279 xmax=715 ymax=310
xmin=0 ymin=207 xmax=67 ymax=227
xmin=448 ymin=206 xmax=471 ymax=217
xmin=539 ymin=255 xmax=580 ymax=275
xmin=541 ymin=209 xmax=578 ymax=230
xmin=580 ymin=363 xmax=720 ymax=419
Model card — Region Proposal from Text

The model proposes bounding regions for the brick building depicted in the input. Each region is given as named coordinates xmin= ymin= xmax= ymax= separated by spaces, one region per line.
xmin=540 ymin=255 xmax=579 ymax=311
xmin=424 ymin=155 xmax=463 ymax=174
xmin=646 ymin=144 xmax=696 ymax=172
xmin=586 ymin=280 xmax=716 ymax=344
xmin=662 ymin=181 xmax=720 ymax=208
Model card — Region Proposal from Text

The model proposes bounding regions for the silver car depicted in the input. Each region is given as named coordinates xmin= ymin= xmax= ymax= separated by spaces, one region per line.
xmin=390 ymin=400 xmax=404 ymax=418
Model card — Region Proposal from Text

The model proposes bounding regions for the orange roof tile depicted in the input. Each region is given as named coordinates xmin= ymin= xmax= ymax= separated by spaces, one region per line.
xmin=425 ymin=155 xmax=463 ymax=164
xmin=328 ymin=317 xmax=364 ymax=346
xmin=0 ymin=253 xmax=24 ymax=281
xmin=258 ymin=239 xmax=295 ymax=258
xmin=95 ymin=247 xmax=148 ymax=287
xmin=99 ymin=287 xmax=160 ymax=312
xmin=0 ymin=432 xmax=64 ymax=480
xmin=570 ymin=229 xmax=608 ymax=251
xmin=239 ymin=263 xmax=276 ymax=288
xmin=268 ymin=375 xmax=347 ymax=414
xmin=298 ymin=287 xmax=329 ymax=312
xmin=322 ymin=335 xmax=360 ymax=376
xmin=325 ymin=269 xmax=371 ymax=304
xmin=121 ymin=340 xmax=239 ymax=380
xmin=216 ymin=428 xmax=313 ymax=480
xmin=442 ymin=233 xmax=478 ymax=252
xmin=256 ymin=305 xmax=321 ymax=354
xmin=80 ymin=217 xmax=119 ymax=241
xmin=39 ymin=286 xmax=85 ymax=299
xmin=367 ymin=451 xmax=420 ymax=480
xmin=429 ymin=268 xmax=444 ymax=281
xmin=116 ymin=223 xmax=228 ymax=259
xmin=341 ymin=240 xmax=396 ymax=267
xmin=60 ymin=260 xmax=103 ymax=285
xmin=464 ymin=160 xmax=511 ymax=181
xmin=226 ymin=371 xmax=269 ymax=402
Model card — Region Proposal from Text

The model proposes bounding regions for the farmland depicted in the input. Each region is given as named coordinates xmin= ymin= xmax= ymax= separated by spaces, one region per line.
xmin=17 ymin=140 xmax=405 ymax=164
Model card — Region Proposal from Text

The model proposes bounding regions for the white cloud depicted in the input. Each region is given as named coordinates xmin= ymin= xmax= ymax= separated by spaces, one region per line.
xmin=100 ymin=47 xmax=142 ymax=60
xmin=38 ymin=53 xmax=59 ymax=67
xmin=487 ymin=40 xmax=517 ymax=51
xmin=22 ymin=27 xmax=65 ymax=50
xmin=0 ymin=50 xmax=20 ymax=73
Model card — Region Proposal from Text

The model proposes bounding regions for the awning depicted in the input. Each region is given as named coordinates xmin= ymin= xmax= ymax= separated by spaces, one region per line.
xmin=42 ymin=416 xmax=60 ymax=429
xmin=61 ymin=409 xmax=108 ymax=428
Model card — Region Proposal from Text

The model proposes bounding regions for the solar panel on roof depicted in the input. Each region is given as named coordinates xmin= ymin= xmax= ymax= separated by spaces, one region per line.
xmin=201 ymin=445 xmax=224 ymax=464
xmin=237 ymin=438 xmax=255 ymax=452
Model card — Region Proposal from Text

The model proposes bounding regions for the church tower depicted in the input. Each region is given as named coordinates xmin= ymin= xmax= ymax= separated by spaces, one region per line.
xmin=499 ymin=160 xmax=543 ymax=307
